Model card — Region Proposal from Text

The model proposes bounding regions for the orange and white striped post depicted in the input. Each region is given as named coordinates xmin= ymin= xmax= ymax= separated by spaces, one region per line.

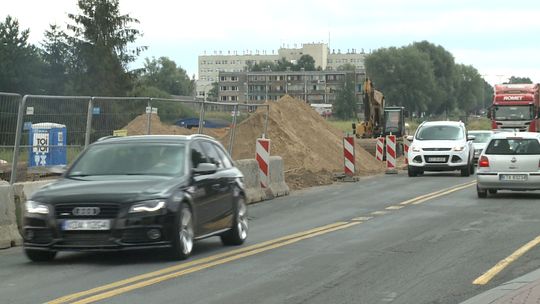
xmin=403 ymin=137 xmax=410 ymax=165
xmin=343 ymin=136 xmax=355 ymax=176
xmin=256 ymin=138 xmax=271 ymax=188
xmin=385 ymin=134 xmax=397 ymax=174
xmin=376 ymin=136 xmax=384 ymax=162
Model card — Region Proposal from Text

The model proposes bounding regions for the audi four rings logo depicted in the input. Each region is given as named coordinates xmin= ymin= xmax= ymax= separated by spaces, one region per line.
xmin=72 ymin=207 xmax=100 ymax=216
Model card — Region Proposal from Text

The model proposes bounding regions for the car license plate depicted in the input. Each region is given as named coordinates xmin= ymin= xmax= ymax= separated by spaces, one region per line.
xmin=499 ymin=174 xmax=528 ymax=181
xmin=428 ymin=157 xmax=446 ymax=162
xmin=63 ymin=219 xmax=110 ymax=231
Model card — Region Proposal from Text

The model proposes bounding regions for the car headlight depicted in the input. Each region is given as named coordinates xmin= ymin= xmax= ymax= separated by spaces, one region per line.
xmin=411 ymin=146 xmax=421 ymax=152
xmin=453 ymin=146 xmax=465 ymax=151
xmin=25 ymin=200 xmax=49 ymax=214
xmin=129 ymin=200 xmax=166 ymax=213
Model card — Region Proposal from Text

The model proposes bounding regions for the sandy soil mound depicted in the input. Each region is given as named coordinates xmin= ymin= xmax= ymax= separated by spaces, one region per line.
xmin=124 ymin=114 xmax=227 ymax=139
xmin=225 ymin=95 xmax=385 ymax=189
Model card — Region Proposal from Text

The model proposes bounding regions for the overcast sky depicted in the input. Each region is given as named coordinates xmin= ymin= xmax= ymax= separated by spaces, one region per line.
xmin=3 ymin=0 xmax=540 ymax=85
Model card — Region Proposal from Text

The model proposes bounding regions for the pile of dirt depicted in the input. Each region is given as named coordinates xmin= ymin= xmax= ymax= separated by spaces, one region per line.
xmin=123 ymin=114 xmax=227 ymax=139
xmin=224 ymin=95 xmax=385 ymax=189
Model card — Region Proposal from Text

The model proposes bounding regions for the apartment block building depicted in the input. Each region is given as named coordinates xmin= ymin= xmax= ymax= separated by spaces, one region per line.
xmin=197 ymin=43 xmax=366 ymax=99
xmin=217 ymin=70 xmax=366 ymax=105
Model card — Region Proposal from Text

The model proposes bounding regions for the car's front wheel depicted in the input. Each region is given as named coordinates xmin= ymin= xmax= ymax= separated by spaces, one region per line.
xmin=477 ymin=186 xmax=487 ymax=198
xmin=221 ymin=196 xmax=248 ymax=246
xmin=24 ymin=249 xmax=56 ymax=262
xmin=407 ymin=166 xmax=417 ymax=177
xmin=170 ymin=204 xmax=194 ymax=260
xmin=461 ymin=163 xmax=471 ymax=177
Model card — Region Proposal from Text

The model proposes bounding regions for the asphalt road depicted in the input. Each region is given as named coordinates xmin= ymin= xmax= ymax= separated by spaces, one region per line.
xmin=2 ymin=172 xmax=540 ymax=304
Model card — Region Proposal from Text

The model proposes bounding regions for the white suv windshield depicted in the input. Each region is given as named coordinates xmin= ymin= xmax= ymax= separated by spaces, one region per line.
xmin=416 ymin=125 xmax=463 ymax=141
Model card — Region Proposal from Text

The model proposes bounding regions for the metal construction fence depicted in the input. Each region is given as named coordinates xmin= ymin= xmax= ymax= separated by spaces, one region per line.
xmin=0 ymin=93 xmax=269 ymax=184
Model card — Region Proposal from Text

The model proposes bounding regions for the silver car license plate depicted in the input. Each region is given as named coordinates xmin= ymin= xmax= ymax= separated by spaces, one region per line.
xmin=428 ymin=157 xmax=446 ymax=162
xmin=63 ymin=219 xmax=111 ymax=231
xmin=499 ymin=174 xmax=528 ymax=181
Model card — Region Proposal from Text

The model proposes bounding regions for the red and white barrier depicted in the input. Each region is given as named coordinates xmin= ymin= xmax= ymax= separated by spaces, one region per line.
xmin=376 ymin=137 xmax=384 ymax=161
xmin=403 ymin=137 xmax=410 ymax=164
xmin=256 ymin=138 xmax=271 ymax=188
xmin=343 ymin=136 xmax=355 ymax=176
xmin=386 ymin=135 xmax=397 ymax=174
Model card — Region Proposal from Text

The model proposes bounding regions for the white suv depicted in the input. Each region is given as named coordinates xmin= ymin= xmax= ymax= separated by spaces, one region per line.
xmin=407 ymin=121 xmax=475 ymax=177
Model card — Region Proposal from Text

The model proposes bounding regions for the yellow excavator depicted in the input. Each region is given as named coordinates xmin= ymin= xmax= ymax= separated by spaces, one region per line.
xmin=353 ymin=78 xmax=408 ymax=156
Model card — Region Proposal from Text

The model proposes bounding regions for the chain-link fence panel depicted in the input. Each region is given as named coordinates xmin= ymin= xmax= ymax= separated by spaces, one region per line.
xmin=146 ymin=98 xmax=204 ymax=137
xmin=227 ymin=103 xmax=269 ymax=160
xmin=0 ymin=93 xmax=22 ymax=182
xmin=90 ymin=97 xmax=150 ymax=140
xmin=10 ymin=95 xmax=91 ymax=183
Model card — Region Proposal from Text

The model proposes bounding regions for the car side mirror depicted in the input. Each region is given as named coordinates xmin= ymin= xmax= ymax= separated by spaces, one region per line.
xmin=467 ymin=135 xmax=476 ymax=141
xmin=193 ymin=163 xmax=217 ymax=175
xmin=406 ymin=135 xmax=414 ymax=142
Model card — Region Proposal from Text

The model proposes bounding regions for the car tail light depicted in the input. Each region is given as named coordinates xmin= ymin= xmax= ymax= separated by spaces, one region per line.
xmin=479 ymin=156 xmax=489 ymax=168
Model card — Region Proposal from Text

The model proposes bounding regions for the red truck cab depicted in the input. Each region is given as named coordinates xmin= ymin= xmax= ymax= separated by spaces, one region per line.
xmin=490 ymin=84 xmax=539 ymax=132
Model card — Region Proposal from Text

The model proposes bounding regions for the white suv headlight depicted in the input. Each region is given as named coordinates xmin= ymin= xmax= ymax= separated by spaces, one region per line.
xmin=25 ymin=200 xmax=49 ymax=214
xmin=129 ymin=200 xmax=166 ymax=213
xmin=453 ymin=146 xmax=465 ymax=151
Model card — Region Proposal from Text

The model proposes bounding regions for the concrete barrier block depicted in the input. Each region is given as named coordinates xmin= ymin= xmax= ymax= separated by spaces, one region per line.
xmin=0 ymin=182 xmax=22 ymax=249
xmin=235 ymin=159 xmax=266 ymax=204
xmin=269 ymin=156 xmax=290 ymax=197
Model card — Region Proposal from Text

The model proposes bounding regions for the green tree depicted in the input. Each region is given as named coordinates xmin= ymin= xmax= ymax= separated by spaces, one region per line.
xmin=139 ymin=57 xmax=194 ymax=96
xmin=65 ymin=0 xmax=146 ymax=96
xmin=337 ymin=63 xmax=356 ymax=71
xmin=505 ymin=76 xmax=533 ymax=84
xmin=333 ymin=73 xmax=357 ymax=119
xmin=413 ymin=41 xmax=456 ymax=114
xmin=295 ymin=54 xmax=316 ymax=71
xmin=207 ymin=82 xmax=219 ymax=101
xmin=0 ymin=15 xmax=46 ymax=94
xmin=454 ymin=64 xmax=483 ymax=115
xmin=41 ymin=24 xmax=70 ymax=95
xmin=364 ymin=45 xmax=436 ymax=114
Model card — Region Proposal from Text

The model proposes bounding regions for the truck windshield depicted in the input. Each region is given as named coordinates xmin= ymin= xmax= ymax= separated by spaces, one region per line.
xmin=384 ymin=111 xmax=401 ymax=133
xmin=493 ymin=105 xmax=532 ymax=121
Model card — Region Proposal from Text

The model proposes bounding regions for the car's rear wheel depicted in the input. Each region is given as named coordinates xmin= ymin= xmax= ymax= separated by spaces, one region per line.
xmin=407 ymin=166 xmax=417 ymax=177
xmin=170 ymin=204 xmax=194 ymax=260
xmin=24 ymin=249 xmax=56 ymax=262
xmin=461 ymin=163 xmax=471 ymax=177
xmin=477 ymin=186 xmax=487 ymax=198
xmin=221 ymin=196 xmax=248 ymax=246
xmin=488 ymin=189 xmax=497 ymax=194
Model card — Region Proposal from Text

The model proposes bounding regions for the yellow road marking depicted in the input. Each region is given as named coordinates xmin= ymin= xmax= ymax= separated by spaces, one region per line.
xmin=71 ymin=222 xmax=361 ymax=304
xmin=385 ymin=205 xmax=404 ymax=210
xmin=400 ymin=181 xmax=476 ymax=205
xmin=411 ymin=182 xmax=476 ymax=205
xmin=473 ymin=235 xmax=540 ymax=285
xmin=371 ymin=210 xmax=389 ymax=216
xmin=351 ymin=216 xmax=373 ymax=222
xmin=46 ymin=221 xmax=348 ymax=304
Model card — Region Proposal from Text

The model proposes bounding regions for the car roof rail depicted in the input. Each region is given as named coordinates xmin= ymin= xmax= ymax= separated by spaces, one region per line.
xmin=189 ymin=134 xmax=216 ymax=140
xmin=96 ymin=135 xmax=119 ymax=142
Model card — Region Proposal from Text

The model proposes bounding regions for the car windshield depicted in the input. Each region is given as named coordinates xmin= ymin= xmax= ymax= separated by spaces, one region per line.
xmin=416 ymin=125 xmax=463 ymax=140
xmin=493 ymin=105 xmax=533 ymax=121
xmin=67 ymin=143 xmax=186 ymax=176
xmin=485 ymin=138 xmax=540 ymax=155
xmin=469 ymin=132 xmax=492 ymax=143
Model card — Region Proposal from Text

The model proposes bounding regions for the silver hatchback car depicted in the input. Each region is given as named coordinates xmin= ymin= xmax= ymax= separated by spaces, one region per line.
xmin=476 ymin=132 xmax=540 ymax=198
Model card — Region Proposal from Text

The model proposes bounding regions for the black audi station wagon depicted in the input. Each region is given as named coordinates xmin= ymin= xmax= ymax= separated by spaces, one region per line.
xmin=23 ymin=134 xmax=248 ymax=261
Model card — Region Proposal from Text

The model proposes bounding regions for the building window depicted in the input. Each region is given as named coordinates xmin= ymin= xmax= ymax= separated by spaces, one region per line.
xmin=220 ymin=96 xmax=227 ymax=101
xmin=231 ymin=76 xmax=238 ymax=81
xmin=231 ymin=86 xmax=238 ymax=91
xmin=220 ymin=76 xmax=225 ymax=81
xmin=231 ymin=96 xmax=238 ymax=101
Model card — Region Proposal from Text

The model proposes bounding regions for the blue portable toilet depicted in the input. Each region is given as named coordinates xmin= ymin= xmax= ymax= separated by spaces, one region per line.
xmin=28 ymin=123 xmax=67 ymax=167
